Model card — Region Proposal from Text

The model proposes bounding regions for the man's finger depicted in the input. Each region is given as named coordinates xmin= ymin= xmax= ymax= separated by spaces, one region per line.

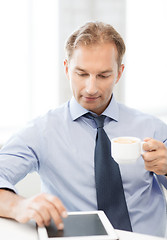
xmin=143 ymin=139 xmax=159 ymax=152
xmin=45 ymin=194 xmax=68 ymax=218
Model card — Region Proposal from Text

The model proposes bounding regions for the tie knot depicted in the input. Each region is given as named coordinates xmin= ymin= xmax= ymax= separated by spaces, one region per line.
xmin=94 ymin=115 xmax=106 ymax=128
xmin=84 ymin=113 xmax=106 ymax=128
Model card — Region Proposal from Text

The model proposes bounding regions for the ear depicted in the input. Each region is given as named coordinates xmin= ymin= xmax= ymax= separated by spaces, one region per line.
xmin=115 ymin=64 xmax=125 ymax=84
xmin=64 ymin=59 xmax=70 ymax=80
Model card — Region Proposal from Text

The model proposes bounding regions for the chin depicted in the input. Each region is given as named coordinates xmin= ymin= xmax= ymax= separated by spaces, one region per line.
xmin=81 ymin=102 xmax=97 ymax=110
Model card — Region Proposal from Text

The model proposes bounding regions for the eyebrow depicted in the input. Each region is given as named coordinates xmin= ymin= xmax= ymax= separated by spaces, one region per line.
xmin=100 ymin=70 xmax=113 ymax=74
xmin=75 ymin=67 xmax=87 ymax=72
xmin=75 ymin=67 xmax=113 ymax=74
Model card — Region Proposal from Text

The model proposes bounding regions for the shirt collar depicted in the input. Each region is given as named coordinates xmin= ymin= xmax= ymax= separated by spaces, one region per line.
xmin=70 ymin=97 xmax=89 ymax=120
xmin=69 ymin=95 xmax=119 ymax=122
xmin=102 ymin=95 xmax=119 ymax=121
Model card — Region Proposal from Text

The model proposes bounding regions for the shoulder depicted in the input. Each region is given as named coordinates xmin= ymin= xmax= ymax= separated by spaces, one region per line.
xmin=34 ymin=101 xmax=70 ymax=125
xmin=117 ymin=102 xmax=167 ymax=140
xmin=118 ymin=102 xmax=161 ymax=122
xmin=18 ymin=101 xmax=70 ymax=136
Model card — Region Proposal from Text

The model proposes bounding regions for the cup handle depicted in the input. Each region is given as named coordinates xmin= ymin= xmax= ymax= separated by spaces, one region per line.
xmin=141 ymin=141 xmax=146 ymax=154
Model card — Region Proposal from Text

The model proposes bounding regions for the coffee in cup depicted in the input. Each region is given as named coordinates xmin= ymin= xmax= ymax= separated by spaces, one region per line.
xmin=111 ymin=136 xmax=145 ymax=164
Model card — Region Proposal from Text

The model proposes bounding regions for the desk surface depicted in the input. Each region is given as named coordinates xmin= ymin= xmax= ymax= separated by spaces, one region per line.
xmin=0 ymin=217 xmax=165 ymax=240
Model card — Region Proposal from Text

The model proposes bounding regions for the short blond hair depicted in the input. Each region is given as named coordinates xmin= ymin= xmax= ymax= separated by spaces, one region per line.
xmin=65 ymin=21 xmax=126 ymax=67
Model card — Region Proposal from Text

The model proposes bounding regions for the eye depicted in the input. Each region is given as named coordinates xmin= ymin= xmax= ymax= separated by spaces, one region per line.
xmin=98 ymin=74 xmax=110 ymax=79
xmin=77 ymin=73 xmax=89 ymax=77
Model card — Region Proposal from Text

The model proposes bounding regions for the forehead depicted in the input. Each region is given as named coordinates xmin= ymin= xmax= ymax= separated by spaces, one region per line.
xmin=69 ymin=43 xmax=118 ymax=71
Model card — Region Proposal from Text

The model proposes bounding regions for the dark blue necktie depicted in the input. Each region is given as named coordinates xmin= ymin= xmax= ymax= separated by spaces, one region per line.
xmin=90 ymin=114 xmax=132 ymax=231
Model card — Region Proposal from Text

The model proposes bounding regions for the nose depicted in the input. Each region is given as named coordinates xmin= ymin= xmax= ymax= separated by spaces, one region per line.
xmin=86 ymin=75 xmax=98 ymax=95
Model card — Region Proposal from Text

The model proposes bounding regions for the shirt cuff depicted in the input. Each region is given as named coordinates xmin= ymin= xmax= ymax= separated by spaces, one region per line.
xmin=0 ymin=177 xmax=17 ymax=193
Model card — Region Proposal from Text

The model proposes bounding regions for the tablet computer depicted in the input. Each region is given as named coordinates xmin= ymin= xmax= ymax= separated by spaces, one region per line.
xmin=37 ymin=211 xmax=118 ymax=240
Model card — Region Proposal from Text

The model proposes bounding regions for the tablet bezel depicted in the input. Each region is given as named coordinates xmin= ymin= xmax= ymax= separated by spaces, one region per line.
xmin=37 ymin=211 xmax=118 ymax=240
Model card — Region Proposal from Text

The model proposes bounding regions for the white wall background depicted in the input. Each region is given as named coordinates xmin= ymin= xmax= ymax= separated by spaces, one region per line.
xmin=125 ymin=0 xmax=167 ymax=123
xmin=0 ymin=0 xmax=59 ymax=145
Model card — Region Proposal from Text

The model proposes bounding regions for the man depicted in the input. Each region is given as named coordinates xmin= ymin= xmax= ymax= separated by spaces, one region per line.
xmin=0 ymin=21 xmax=167 ymax=237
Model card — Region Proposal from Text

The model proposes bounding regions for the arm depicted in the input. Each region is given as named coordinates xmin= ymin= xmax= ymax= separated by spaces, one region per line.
xmin=0 ymin=189 xmax=67 ymax=229
xmin=142 ymin=138 xmax=167 ymax=175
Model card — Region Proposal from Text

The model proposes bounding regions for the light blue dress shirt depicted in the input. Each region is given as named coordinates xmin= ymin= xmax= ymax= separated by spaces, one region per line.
xmin=0 ymin=96 xmax=167 ymax=237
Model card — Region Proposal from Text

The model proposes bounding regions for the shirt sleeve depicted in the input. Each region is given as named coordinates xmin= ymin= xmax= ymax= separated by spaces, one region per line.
xmin=0 ymin=121 xmax=40 ymax=193
xmin=153 ymin=117 xmax=167 ymax=144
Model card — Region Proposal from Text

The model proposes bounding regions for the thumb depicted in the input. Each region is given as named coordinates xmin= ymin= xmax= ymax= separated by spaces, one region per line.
xmin=143 ymin=137 xmax=152 ymax=142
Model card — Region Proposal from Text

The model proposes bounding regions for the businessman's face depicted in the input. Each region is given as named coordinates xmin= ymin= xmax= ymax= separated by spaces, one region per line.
xmin=64 ymin=43 xmax=124 ymax=115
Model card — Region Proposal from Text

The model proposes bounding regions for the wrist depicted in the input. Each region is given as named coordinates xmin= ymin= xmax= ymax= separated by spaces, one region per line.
xmin=10 ymin=194 xmax=25 ymax=220
xmin=0 ymin=189 xmax=22 ymax=219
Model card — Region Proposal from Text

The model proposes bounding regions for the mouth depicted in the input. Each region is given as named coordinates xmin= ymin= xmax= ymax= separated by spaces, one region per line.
xmin=82 ymin=96 xmax=100 ymax=102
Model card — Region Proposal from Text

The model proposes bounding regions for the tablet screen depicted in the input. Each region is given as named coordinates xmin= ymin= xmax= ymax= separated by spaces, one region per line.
xmin=46 ymin=213 xmax=108 ymax=238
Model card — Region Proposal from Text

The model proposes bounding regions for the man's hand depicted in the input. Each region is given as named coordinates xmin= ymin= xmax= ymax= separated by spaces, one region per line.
xmin=142 ymin=138 xmax=167 ymax=175
xmin=0 ymin=190 xmax=67 ymax=229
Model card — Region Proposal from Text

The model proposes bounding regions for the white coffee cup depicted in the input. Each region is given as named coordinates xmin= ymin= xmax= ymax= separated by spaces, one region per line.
xmin=111 ymin=136 xmax=145 ymax=164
